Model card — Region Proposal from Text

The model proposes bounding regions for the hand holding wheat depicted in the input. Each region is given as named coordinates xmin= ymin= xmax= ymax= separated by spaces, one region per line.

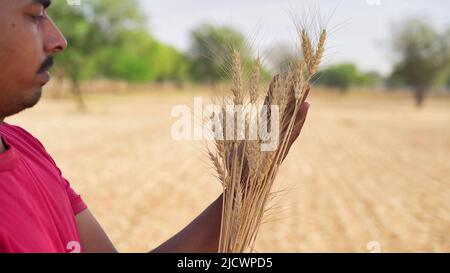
xmin=207 ymin=27 xmax=326 ymax=253
xmin=278 ymin=100 xmax=310 ymax=161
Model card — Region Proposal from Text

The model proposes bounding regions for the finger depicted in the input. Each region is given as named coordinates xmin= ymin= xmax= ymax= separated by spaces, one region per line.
xmin=300 ymin=87 xmax=310 ymax=105
xmin=281 ymin=102 xmax=310 ymax=161
xmin=290 ymin=102 xmax=310 ymax=144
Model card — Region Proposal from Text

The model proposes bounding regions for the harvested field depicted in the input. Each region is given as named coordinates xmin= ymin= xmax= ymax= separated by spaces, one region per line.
xmin=8 ymin=88 xmax=450 ymax=252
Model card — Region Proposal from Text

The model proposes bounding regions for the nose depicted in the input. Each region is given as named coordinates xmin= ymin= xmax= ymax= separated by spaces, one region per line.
xmin=43 ymin=17 xmax=68 ymax=54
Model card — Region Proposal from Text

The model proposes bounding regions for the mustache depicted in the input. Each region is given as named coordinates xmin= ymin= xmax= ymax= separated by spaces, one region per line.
xmin=37 ymin=56 xmax=54 ymax=73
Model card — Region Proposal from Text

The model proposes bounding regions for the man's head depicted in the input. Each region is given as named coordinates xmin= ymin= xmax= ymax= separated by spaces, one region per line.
xmin=0 ymin=0 xmax=67 ymax=118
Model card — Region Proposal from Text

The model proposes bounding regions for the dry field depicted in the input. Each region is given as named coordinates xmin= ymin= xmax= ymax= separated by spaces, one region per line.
xmin=8 ymin=87 xmax=450 ymax=252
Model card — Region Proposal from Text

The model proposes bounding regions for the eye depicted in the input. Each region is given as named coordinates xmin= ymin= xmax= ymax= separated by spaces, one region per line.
xmin=30 ymin=14 xmax=46 ymax=21
xmin=29 ymin=7 xmax=47 ymax=22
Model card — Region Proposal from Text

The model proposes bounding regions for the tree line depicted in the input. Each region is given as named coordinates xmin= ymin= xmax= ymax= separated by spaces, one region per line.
xmin=50 ymin=0 xmax=450 ymax=108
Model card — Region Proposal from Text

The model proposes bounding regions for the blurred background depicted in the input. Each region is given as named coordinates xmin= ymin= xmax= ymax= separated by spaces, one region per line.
xmin=9 ymin=0 xmax=450 ymax=252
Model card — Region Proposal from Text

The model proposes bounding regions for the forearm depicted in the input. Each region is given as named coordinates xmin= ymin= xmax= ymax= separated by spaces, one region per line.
xmin=150 ymin=194 xmax=223 ymax=253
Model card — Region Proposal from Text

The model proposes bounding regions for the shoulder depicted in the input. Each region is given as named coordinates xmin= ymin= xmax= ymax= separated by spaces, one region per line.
xmin=1 ymin=122 xmax=34 ymax=136
xmin=0 ymin=122 xmax=44 ymax=148
xmin=0 ymin=122 xmax=56 ymax=166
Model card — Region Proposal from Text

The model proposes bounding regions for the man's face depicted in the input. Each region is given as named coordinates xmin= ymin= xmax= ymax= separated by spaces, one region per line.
xmin=0 ymin=0 xmax=67 ymax=118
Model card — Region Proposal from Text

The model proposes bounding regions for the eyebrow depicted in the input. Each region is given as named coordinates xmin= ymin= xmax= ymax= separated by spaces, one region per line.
xmin=32 ymin=0 xmax=52 ymax=9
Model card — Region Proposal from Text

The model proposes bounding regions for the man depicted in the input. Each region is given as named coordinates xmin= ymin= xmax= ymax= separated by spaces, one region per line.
xmin=0 ymin=0 xmax=310 ymax=253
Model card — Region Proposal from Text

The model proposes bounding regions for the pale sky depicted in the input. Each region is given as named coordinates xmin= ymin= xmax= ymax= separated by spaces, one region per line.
xmin=140 ymin=0 xmax=450 ymax=75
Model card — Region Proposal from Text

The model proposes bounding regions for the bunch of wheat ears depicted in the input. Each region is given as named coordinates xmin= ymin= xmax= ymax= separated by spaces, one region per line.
xmin=207 ymin=27 xmax=326 ymax=253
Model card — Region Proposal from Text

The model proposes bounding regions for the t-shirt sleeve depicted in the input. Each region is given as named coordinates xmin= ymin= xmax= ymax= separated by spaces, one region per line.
xmin=40 ymin=150 xmax=88 ymax=216
xmin=39 ymin=147 xmax=88 ymax=215
xmin=8 ymin=124 xmax=88 ymax=215
xmin=40 ymin=150 xmax=88 ymax=215
xmin=61 ymin=176 xmax=88 ymax=215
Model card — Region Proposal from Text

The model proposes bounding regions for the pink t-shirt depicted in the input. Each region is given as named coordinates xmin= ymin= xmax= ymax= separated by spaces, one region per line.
xmin=0 ymin=122 xmax=87 ymax=253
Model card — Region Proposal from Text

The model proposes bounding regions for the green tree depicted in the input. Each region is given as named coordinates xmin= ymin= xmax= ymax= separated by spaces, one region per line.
xmin=90 ymin=31 xmax=155 ymax=82
xmin=49 ymin=0 xmax=146 ymax=110
xmin=317 ymin=64 xmax=359 ymax=91
xmin=390 ymin=18 xmax=450 ymax=107
xmin=358 ymin=71 xmax=383 ymax=87
xmin=150 ymin=42 xmax=191 ymax=84
xmin=266 ymin=43 xmax=298 ymax=75
xmin=90 ymin=31 xmax=190 ymax=84
xmin=315 ymin=64 xmax=382 ymax=91
xmin=188 ymin=24 xmax=247 ymax=83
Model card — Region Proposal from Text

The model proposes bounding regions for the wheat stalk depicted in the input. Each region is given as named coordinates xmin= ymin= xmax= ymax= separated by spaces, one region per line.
xmin=310 ymin=29 xmax=327 ymax=75
xmin=208 ymin=26 xmax=326 ymax=253
xmin=301 ymin=29 xmax=314 ymax=75
xmin=249 ymin=58 xmax=261 ymax=104
xmin=231 ymin=49 xmax=244 ymax=105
